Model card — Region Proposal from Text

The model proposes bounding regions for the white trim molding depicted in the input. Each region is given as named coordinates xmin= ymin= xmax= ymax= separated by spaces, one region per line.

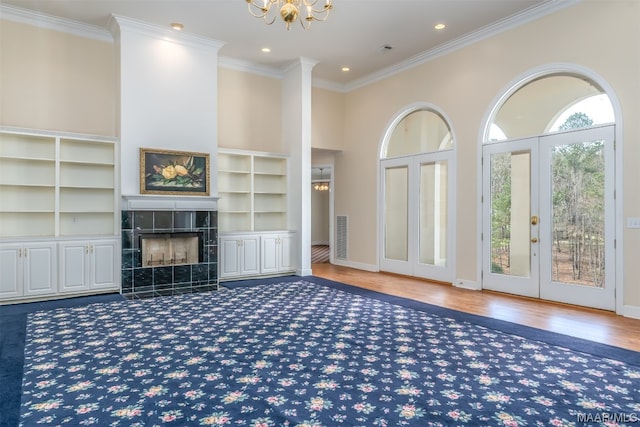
xmin=0 ymin=3 xmax=112 ymax=41
xmin=454 ymin=279 xmax=481 ymax=291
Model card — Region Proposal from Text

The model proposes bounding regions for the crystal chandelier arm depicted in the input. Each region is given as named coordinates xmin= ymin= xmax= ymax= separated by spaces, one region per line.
xmin=301 ymin=0 xmax=332 ymax=27
xmin=303 ymin=0 xmax=333 ymax=15
xmin=246 ymin=0 xmax=277 ymax=18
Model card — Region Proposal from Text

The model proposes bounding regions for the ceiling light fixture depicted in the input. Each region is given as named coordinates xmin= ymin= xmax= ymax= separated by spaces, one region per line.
xmin=313 ymin=168 xmax=330 ymax=191
xmin=170 ymin=23 xmax=184 ymax=31
xmin=246 ymin=0 xmax=333 ymax=31
xmin=434 ymin=23 xmax=446 ymax=30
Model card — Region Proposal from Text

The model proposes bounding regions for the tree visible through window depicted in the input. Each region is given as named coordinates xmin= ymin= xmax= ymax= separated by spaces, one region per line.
xmin=551 ymin=112 xmax=605 ymax=287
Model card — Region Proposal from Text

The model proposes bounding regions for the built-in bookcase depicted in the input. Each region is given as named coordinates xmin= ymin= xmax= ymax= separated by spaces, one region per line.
xmin=0 ymin=128 xmax=118 ymax=238
xmin=218 ymin=149 xmax=288 ymax=232
xmin=0 ymin=133 xmax=56 ymax=237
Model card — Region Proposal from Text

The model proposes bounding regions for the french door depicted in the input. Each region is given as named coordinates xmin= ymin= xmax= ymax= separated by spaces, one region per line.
xmin=380 ymin=151 xmax=454 ymax=282
xmin=482 ymin=126 xmax=615 ymax=310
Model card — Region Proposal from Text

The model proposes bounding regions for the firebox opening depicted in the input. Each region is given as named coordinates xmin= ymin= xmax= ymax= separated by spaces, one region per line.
xmin=140 ymin=232 xmax=202 ymax=267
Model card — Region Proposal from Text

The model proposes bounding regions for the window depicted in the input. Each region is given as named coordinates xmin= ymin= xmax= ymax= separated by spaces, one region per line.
xmin=384 ymin=110 xmax=452 ymax=158
xmin=488 ymin=74 xmax=613 ymax=142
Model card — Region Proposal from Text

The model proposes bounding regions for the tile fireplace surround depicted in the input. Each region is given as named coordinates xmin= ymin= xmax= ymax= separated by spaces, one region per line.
xmin=121 ymin=197 xmax=218 ymax=299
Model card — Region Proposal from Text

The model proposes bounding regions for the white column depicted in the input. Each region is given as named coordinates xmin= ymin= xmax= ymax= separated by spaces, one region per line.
xmin=282 ymin=57 xmax=317 ymax=276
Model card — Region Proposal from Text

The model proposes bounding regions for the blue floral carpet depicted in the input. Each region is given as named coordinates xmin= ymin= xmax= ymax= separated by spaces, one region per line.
xmin=19 ymin=279 xmax=640 ymax=426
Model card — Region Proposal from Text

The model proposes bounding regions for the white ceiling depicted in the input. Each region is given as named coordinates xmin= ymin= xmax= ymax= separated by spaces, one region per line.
xmin=2 ymin=0 xmax=574 ymax=90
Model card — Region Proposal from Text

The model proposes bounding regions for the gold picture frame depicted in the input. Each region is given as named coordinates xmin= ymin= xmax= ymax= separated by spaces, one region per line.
xmin=140 ymin=148 xmax=210 ymax=196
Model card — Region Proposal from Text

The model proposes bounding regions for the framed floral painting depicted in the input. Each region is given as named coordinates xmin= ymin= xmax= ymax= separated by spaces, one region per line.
xmin=140 ymin=148 xmax=210 ymax=196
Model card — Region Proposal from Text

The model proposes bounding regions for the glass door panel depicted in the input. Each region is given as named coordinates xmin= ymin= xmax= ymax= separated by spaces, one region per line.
xmin=482 ymin=138 xmax=539 ymax=298
xmin=419 ymin=161 xmax=447 ymax=266
xmin=384 ymin=165 xmax=409 ymax=263
xmin=539 ymin=126 xmax=615 ymax=310
xmin=550 ymin=141 xmax=604 ymax=287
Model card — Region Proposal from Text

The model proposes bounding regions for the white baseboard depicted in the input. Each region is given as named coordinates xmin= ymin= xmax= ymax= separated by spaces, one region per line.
xmin=331 ymin=258 xmax=379 ymax=272
xmin=296 ymin=268 xmax=314 ymax=277
xmin=454 ymin=278 xmax=481 ymax=290
xmin=622 ymin=304 xmax=640 ymax=319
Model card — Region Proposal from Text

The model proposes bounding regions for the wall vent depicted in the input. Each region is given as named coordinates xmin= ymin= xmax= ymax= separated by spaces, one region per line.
xmin=335 ymin=215 xmax=348 ymax=260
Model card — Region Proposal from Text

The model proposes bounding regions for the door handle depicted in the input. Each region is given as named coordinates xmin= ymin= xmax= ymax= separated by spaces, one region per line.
xmin=531 ymin=237 xmax=538 ymax=243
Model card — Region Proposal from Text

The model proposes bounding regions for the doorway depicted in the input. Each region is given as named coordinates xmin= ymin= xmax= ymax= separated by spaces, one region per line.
xmin=311 ymin=166 xmax=332 ymax=264
xmin=482 ymin=125 xmax=615 ymax=310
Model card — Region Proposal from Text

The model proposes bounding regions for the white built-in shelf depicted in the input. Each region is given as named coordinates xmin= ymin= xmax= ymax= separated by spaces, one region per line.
xmin=0 ymin=127 xmax=118 ymax=238
xmin=218 ymin=149 xmax=288 ymax=232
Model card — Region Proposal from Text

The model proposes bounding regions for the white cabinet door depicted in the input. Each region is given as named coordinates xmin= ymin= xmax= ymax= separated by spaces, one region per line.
xmin=261 ymin=233 xmax=296 ymax=274
xmin=1 ymin=243 xmax=56 ymax=299
xmin=240 ymin=236 xmax=260 ymax=276
xmin=91 ymin=241 xmax=117 ymax=290
xmin=22 ymin=243 xmax=57 ymax=297
xmin=59 ymin=241 xmax=89 ymax=293
xmin=260 ymin=234 xmax=279 ymax=274
xmin=59 ymin=239 xmax=118 ymax=293
xmin=25 ymin=244 xmax=57 ymax=295
xmin=220 ymin=237 xmax=242 ymax=278
xmin=279 ymin=233 xmax=296 ymax=272
xmin=220 ymin=235 xmax=260 ymax=279
xmin=0 ymin=244 xmax=22 ymax=298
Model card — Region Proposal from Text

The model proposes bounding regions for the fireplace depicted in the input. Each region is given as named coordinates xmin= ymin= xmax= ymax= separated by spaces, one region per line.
xmin=141 ymin=232 xmax=202 ymax=267
xmin=120 ymin=198 xmax=218 ymax=299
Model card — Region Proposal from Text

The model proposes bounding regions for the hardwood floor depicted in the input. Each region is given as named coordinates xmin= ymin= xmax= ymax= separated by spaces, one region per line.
xmin=311 ymin=263 xmax=640 ymax=352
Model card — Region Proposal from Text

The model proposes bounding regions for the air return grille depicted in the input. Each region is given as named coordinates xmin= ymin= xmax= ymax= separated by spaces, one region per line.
xmin=335 ymin=215 xmax=348 ymax=260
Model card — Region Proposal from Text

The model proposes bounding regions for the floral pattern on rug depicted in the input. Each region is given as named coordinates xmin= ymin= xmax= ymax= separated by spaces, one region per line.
xmin=20 ymin=281 xmax=640 ymax=426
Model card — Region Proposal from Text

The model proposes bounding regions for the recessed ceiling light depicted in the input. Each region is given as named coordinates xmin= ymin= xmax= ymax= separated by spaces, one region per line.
xmin=341 ymin=67 xmax=350 ymax=72
xmin=434 ymin=23 xmax=445 ymax=30
xmin=261 ymin=47 xmax=271 ymax=53
xmin=170 ymin=23 xmax=184 ymax=31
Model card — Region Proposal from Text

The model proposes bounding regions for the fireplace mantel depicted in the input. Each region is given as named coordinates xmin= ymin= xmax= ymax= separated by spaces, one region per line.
xmin=122 ymin=195 xmax=219 ymax=211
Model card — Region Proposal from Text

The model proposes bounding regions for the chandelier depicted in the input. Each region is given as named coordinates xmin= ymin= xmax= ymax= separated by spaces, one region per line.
xmin=246 ymin=0 xmax=333 ymax=31
xmin=313 ymin=168 xmax=330 ymax=191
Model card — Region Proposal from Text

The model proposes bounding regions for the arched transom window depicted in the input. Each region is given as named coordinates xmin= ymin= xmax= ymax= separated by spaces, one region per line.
xmin=383 ymin=109 xmax=453 ymax=158
xmin=487 ymin=74 xmax=614 ymax=142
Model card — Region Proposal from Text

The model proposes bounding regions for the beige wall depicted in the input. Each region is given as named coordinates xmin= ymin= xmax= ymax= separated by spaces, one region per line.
xmin=217 ymin=67 xmax=282 ymax=153
xmin=0 ymin=20 xmax=115 ymax=136
xmin=312 ymin=87 xmax=344 ymax=150
xmin=337 ymin=0 xmax=640 ymax=306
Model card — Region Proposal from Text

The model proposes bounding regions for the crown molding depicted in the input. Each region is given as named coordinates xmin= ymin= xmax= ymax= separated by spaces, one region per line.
xmin=109 ymin=15 xmax=224 ymax=52
xmin=343 ymin=0 xmax=582 ymax=92
xmin=0 ymin=3 xmax=112 ymax=42
xmin=218 ymin=56 xmax=283 ymax=79
xmin=218 ymin=57 xmax=346 ymax=93
xmin=312 ymin=78 xmax=347 ymax=93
